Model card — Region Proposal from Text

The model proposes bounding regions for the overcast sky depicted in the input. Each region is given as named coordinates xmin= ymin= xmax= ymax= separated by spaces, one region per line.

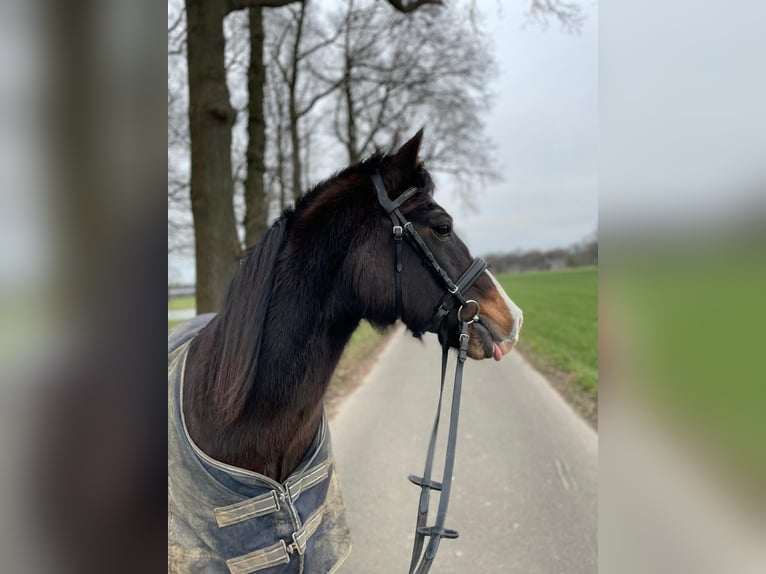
xmin=168 ymin=0 xmax=597 ymax=283
xmin=437 ymin=0 xmax=598 ymax=256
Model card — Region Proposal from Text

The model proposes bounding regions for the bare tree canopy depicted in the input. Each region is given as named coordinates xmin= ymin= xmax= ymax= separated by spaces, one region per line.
xmin=260 ymin=0 xmax=499 ymax=208
xmin=168 ymin=0 xmax=589 ymax=307
xmin=325 ymin=1 xmax=497 ymax=188
xmin=386 ymin=0 xmax=443 ymax=13
xmin=526 ymin=0 xmax=585 ymax=32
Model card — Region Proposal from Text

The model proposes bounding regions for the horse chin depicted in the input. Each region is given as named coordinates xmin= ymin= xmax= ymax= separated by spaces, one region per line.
xmin=467 ymin=322 xmax=495 ymax=360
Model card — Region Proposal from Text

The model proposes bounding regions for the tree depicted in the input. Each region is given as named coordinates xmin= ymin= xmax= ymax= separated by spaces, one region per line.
xmin=265 ymin=2 xmax=347 ymax=203
xmin=243 ymin=7 xmax=268 ymax=246
xmin=184 ymin=0 xmax=301 ymax=313
xmin=183 ymin=0 xmax=440 ymax=312
xmin=326 ymin=0 xmax=497 ymax=191
xmin=526 ymin=0 xmax=585 ymax=33
xmin=176 ymin=0 xmax=586 ymax=312
xmin=168 ymin=6 xmax=194 ymax=260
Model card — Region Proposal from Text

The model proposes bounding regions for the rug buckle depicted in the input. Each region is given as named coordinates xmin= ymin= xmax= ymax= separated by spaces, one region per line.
xmin=287 ymin=532 xmax=305 ymax=555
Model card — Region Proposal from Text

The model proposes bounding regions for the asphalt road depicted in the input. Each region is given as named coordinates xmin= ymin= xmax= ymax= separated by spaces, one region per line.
xmin=330 ymin=328 xmax=597 ymax=574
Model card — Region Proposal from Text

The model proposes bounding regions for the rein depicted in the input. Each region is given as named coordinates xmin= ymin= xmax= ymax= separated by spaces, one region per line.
xmin=371 ymin=172 xmax=487 ymax=573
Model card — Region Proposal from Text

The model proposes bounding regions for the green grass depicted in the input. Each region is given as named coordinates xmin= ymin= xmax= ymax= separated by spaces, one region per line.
xmin=168 ymin=295 xmax=196 ymax=329
xmin=168 ymin=295 xmax=196 ymax=311
xmin=496 ymin=267 xmax=598 ymax=401
xmin=327 ymin=321 xmax=395 ymax=417
xmin=327 ymin=322 xmax=389 ymax=391
xmin=612 ymin=253 xmax=766 ymax=494
xmin=338 ymin=320 xmax=384 ymax=362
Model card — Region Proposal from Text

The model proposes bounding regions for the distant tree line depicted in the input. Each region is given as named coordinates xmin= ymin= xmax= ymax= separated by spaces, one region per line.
xmin=485 ymin=234 xmax=597 ymax=273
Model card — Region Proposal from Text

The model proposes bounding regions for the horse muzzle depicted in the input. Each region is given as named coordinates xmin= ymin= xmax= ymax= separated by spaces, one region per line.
xmin=467 ymin=311 xmax=523 ymax=361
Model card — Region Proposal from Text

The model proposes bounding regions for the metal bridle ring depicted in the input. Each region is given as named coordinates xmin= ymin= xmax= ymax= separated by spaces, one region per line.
xmin=457 ymin=299 xmax=480 ymax=324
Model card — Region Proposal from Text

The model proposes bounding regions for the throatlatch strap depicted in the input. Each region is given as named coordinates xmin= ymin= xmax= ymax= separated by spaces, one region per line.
xmin=371 ymin=172 xmax=414 ymax=320
xmin=393 ymin=218 xmax=403 ymax=317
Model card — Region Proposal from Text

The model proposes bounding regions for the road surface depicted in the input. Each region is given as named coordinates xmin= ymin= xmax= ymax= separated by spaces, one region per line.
xmin=330 ymin=328 xmax=597 ymax=574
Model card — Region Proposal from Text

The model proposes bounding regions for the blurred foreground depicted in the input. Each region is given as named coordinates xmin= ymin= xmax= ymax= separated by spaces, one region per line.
xmin=599 ymin=0 xmax=766 ymax=569
xmin=0 ymin=1 xmax=165 ymax=572
xmin=601 ymin=235 xmax=766 ymax=573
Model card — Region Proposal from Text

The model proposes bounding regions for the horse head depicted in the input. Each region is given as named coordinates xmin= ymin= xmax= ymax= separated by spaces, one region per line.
xmin=343 ymin=130 xmax=524 ymax=360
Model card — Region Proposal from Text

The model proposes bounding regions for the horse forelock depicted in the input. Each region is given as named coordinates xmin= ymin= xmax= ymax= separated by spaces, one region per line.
xmin=292 ymin=151 xmax=434 ymax=228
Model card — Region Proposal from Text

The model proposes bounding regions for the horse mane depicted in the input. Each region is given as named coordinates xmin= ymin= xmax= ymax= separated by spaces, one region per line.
xmin=191 ymin=216 xmax=290 ymax=426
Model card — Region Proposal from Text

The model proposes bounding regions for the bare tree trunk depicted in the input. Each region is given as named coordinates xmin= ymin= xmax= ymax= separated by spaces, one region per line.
xmin=289 ymin=106 xmax=302 ymax=201
xmin=270 ymin=73 xmax=288 ymax=211
xmin=276 ymin=109 xmax=287 ymax=211
xmin=183 ymin=0 xmax=443 ymax=312
xmin=287 ymin=3 xmax=306 ymax=202
xmin=341 ymin=14 xmax=360 ymax=164
xmin=303 ymin=129 xmax=311 ymax=190
xmin=343 ymin=68 xmax=360 ymax=163
xmin=243 ymin=6 xmax=268 ymax=247
xmin=186 ymin=0 xmax=242 ymax=313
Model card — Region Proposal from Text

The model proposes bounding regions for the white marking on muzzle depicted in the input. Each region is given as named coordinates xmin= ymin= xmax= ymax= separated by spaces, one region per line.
xmin=486 ymin=270 xmax=524 ymax=342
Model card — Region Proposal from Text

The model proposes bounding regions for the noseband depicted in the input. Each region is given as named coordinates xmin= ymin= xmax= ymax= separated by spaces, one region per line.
xmin=371 ymin=172 xmax=487 ymax=573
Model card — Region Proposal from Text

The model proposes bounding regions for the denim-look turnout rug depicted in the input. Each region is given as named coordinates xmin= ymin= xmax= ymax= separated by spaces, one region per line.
xmin=168 ymin=316 xmax=352 ymax=573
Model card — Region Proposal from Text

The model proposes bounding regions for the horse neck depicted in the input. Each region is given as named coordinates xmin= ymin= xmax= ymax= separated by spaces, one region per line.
xmin=185 ymin=227 xmax=363 ymax=481
xmin=256 ymin=244 xmax=361 ymax=416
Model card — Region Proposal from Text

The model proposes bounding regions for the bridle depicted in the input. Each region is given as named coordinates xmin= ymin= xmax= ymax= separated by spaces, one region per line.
xmin=371 ymin=172 xmax=488 ymax=573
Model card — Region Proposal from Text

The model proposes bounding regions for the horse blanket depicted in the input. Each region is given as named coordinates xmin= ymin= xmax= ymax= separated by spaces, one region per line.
xmin=168 ymin=316 xmax=352 ymax=573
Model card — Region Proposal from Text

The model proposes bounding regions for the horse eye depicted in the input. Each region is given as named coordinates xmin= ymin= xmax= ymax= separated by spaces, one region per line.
xmin=434 ymin=224 xmax=452 ymax=237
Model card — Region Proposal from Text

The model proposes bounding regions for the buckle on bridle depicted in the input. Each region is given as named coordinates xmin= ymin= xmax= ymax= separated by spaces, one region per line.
xmin=458 ymin=329 xmax=470 ymax=362
xmin=393 ymin=225 xmax=403 ymax=240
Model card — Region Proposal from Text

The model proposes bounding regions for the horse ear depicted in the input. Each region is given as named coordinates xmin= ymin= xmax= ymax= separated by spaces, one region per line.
xmin=392 ymin=129 xmax=424 ymax=171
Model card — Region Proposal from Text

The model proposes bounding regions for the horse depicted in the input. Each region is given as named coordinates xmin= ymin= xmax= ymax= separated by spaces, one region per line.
xmin=168 ymin=130 xmax=523 ymax=574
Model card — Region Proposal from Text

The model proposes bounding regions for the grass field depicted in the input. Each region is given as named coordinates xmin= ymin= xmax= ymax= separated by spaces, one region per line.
xmin=168 ymin=296 xmax=196 ymax=329
xmin=495 ymin=267 xmax=598 ymax=420
xmin=168 ymin=295 xmax=195 ymax=311
xmin=324 ymin=321 xmax=393 ymax=417
xmin=612 ymin=254 xmax=766 ymax=494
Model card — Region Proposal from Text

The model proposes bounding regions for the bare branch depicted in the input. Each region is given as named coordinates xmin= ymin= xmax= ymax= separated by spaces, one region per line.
xmin=168 ymin=8 xmax=185 ymax=36
xmin=526 ymin=0 xmax=585 ymax=33
xmin=228 ymin=0 xmax=302 ymax=14
xmin=385 ymin=0 xmax=443 ymax=13
xmin=296 ymin=77 xmax=343 ymax=118
xmin=297 ymin=26 xmax=343 ymax=60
